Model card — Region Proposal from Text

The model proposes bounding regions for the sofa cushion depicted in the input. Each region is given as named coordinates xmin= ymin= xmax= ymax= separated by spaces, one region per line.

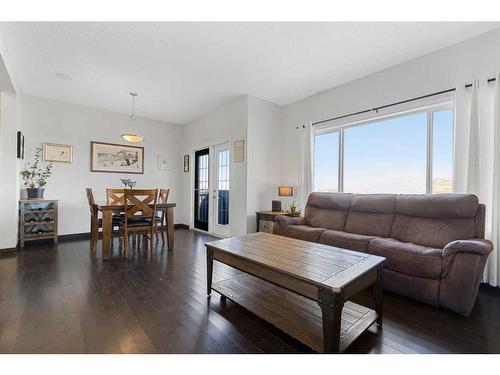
xmin=395 ymin=194 xmax=479 ymax=218
xmin=280 ymin=225 xmax=326 ymax=243
xmin=391 ymin=215 xmax=477 ymax=249
xmin=304 ymin=192 xmax=353 ymax=230
xmin=344 ymin=194 xmax=396 ymax=237
xmin=318 ymin=230 xmax=374 ymax=252
xmin=383 ymin=268 xmax=440 ymax=307
xmin=391 ymin=194 xmax=478 ymax=248
xmin=368 ymin=237 xmax=443 ymax=279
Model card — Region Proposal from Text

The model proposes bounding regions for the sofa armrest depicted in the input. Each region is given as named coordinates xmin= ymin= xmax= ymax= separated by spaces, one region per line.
xmin=440 ymin=239 xmax=493 ymax=316
xmin=444 ymin=237 xmax=491 ymax=257
xmin=273 ymin=215 xmax=306 ymax=235
xmin=275 ymin=215 xmax=306 ymax=226
xmin=442 ymin=238 xmax=492 ymax=277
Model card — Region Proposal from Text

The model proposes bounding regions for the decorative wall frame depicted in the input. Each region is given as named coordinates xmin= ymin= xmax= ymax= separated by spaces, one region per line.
xmin=157 ymin=153 xmax=170 ymax=170
xmin=233 ymin=139 xmax=245 ymax=163
xmin=17 ymin=131 xmax=24 ymax=159
xmin=43 ymin=143 xmax=73 ymax=163
xmin=183 ymin=154 xmax=190 ymax=172
xmin=90 ymin=141 xmax=144 ymax=174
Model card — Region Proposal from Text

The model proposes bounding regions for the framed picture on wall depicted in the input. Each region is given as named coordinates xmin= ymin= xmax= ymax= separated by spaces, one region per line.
xmin=90 ymin=141 xmax=144 ymax=174
xmin=17 ymin=131 xmax=24 ymax=159
xmin=43 ymin=143 xmax=73 ymax=163
xmin=157 ymin=153 xmax=170 ymax=170
xmin=183 ymin=154 xmax=189 ymax=172
xmin=233 ymin=139 xmax=244 ymax=163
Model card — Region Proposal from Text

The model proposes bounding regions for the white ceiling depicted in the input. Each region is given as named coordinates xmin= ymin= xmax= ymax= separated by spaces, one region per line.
xmin=0 ymin=22 xmax=498 ymax=124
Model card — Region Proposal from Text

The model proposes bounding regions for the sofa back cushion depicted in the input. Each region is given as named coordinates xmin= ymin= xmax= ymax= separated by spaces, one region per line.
xmin=391 ymin=194 xmax=479 ymax=248
xmin=305 ymin=192 xmax=353 ymax=230
xmin=344 ymin=194 xmax=396 ymax=237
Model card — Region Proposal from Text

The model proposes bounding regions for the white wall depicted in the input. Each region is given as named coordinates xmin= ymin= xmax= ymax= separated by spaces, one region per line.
xmin=179 ymin=95 xmax=284 ymax=236
xmin=0 ymin=92 xmax=19 ymax=249
xmin=180 ymin=96 xmax=248 ymax=236
xmin=246 ymin=95 xmax=283 ymax=232
xmin=19 ymin=94 xmax=183 ymax=236
xmin=281 ymin=27 xmax=500 ymax=206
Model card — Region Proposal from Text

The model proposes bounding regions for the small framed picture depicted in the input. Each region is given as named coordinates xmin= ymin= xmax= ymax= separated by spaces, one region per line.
xmin=43 ymin=143 xmax=73 ymax=163
xmin=17 ymin=131 xmax=24 ymax=159
xmin=157 ymin=153 xmax=170 ymax=170
xmin=233 ymin=139 xmax=244 ymax=163
xmin=183 ymin=154 xmax=190 ymax=172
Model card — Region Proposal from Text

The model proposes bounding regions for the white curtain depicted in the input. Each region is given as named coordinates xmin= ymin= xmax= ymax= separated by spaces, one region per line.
xmin=297 ymin=122 xmax=314 ymax=211
xmin=455 ymin=75 xmax=500 ymax=286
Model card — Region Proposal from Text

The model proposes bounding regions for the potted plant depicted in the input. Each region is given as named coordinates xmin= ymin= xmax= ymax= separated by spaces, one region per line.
xmin=20 ymin=147 xmax=53 ymax=199
xmin=286 ymin=201 xmax=302 ymax=217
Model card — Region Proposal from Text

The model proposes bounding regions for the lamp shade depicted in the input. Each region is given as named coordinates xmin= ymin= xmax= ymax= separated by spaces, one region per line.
xmin=278 ymin=186 xmax=294 ymax=197
xmin=121 ymin=133 xmax=145 ymax=143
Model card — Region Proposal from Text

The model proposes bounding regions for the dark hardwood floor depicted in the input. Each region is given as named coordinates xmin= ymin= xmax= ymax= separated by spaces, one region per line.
xmin=1 ymin=229 xmax=499 ymax=354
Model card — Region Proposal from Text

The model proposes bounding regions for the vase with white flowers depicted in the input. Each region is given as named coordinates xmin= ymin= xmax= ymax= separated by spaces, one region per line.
xmin=20 ymin=147 xmax=53 ymax=199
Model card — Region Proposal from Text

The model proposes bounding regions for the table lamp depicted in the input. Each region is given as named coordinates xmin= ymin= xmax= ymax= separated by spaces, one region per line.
xmin=272 ymin=186 xmax=294 ymax=211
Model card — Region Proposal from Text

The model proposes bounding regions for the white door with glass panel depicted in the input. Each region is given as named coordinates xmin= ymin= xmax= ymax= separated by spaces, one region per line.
xmin=211 ymin=142 xmax=231 ymax=237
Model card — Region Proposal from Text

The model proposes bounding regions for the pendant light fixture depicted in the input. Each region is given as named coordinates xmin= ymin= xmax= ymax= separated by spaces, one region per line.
xmin=121 ymin=92 xmax=144 ymax=143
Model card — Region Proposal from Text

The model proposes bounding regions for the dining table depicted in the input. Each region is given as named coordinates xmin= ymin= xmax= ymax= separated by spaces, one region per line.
xmin=95 ymin=201 xmax=176 ymax=260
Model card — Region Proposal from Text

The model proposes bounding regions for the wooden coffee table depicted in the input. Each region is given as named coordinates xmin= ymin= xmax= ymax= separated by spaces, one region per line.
xmin=205 ymin=232 xmax=385 ymax=353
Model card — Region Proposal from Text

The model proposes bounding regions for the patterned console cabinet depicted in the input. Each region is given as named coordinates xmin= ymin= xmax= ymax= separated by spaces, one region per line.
xmin=19 ymin=199 xmax=58 ymax=247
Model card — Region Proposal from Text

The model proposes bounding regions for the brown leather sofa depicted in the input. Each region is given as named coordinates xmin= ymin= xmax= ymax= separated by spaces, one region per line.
xmin=273 ymin=192 xmax=493 ymax=316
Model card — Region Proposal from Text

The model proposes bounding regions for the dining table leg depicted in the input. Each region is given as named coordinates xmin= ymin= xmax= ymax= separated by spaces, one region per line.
xmin=102 ymin=209 xmax=113 ymax=260
xmin=167 ymin=206 xmax=174 ymax=250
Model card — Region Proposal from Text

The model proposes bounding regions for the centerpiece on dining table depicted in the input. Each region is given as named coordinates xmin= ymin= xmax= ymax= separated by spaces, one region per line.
xmin=120 ymin=178 xmax=137 ymax=189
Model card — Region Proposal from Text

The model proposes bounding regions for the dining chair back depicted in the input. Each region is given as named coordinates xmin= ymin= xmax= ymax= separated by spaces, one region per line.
xmin=85 ymin=188 xmax=97 ymax=216
xmin=153 ymin=188 xmax=170 ymax=244
xmin=159 ymin=188 xmax=170 ymax=204
xmin=106 ymin=188 xmax=125 ymax=205
xmin=120 ymin=189 xmax=158 ymax=257
xmin=124 ymin=189 xmax=158 ymax=222
xmin=86 ymin=188 xmax=100 ymax=251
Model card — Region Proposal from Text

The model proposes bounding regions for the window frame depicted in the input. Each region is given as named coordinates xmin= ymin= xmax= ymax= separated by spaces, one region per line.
xmin=313 ymin=96 xmax=455 ymax=194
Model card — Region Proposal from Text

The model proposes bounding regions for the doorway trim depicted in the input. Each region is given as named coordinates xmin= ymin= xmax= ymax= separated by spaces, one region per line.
xmin=193 ymin=148 xmax=210 ymax=232
xmin=189 ymin=137 xmax=232 ymax=237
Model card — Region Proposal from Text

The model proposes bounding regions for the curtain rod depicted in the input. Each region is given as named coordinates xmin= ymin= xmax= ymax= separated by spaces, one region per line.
xmin=312 ymin=88 xmax=456 ymax=127
xmin=310 ymin=77 xmax=498 ymax=127
xmin=464 ymin=77 xmax=497 ymax=88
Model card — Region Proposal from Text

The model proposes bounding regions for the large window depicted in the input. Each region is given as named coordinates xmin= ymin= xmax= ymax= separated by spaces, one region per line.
xmin=432 ymin=109 xmax=454 ymax=193
xmin=314 ymin=131 xmax=339 ymax=192
xmin=314 ymin=104 xmax=453 ymax=194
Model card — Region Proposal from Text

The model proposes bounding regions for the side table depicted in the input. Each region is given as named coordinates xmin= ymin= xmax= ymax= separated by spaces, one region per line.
xmin=255 ymin=211 xmax=288 ymax=233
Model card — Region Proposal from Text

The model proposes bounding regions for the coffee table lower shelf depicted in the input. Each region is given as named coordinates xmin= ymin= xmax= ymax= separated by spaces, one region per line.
xmin=212 ymin=273 xmax=378 ymax=353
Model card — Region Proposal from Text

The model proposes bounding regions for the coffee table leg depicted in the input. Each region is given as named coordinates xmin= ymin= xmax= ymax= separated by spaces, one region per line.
xmin=206 ymin=247 xmax=213 ymax=296
xmin=318 ymin=289 xmax=344 ymax=354
xmin=374 ymin=264 xmax=384 ymax=326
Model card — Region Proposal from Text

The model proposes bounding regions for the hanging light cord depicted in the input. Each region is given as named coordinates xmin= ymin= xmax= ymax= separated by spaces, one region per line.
xmin=129 ymin=92 xmax=137 ymax=133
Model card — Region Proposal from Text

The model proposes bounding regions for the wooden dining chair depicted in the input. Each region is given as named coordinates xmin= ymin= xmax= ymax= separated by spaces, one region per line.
xmin=153 ymin=188 xmax=170 ymax=243
xmin=106 ymin=188 xmax=125 ymax=205
xmin=85 ymin=188 xmax=100 ymax=251
xmin=106 ymin=188 xmax=127 ymax=223
xmin=86 ymin=188 xmax=121 ymax=252
xmin=119 ymin=189 xmax=158 ymax=257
